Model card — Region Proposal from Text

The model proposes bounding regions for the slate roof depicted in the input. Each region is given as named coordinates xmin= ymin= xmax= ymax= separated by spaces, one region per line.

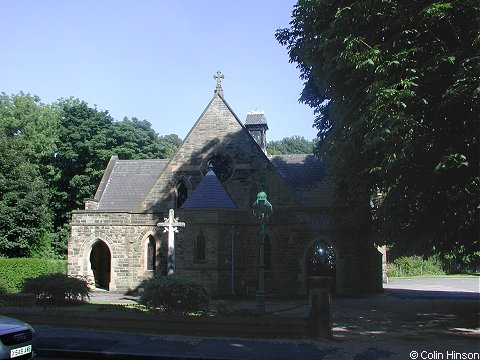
xmin=268 ymin=154 xmax=333 ymax=207
xmin=96 ymin=158 xmax=169 ymax=211
xmin=181 ymin=169 xmax=237 ymax=209
xmin=245 ymin=110 xmax=268 ymax=126
xmin=91 ymin=153 xmax=330 ymax=211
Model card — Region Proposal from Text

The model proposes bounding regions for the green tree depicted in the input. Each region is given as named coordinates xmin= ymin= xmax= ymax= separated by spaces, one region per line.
xmin=0 ymin=92 xmax=58 ymax=161
xmin=0 ymin=93 xmax=59 ymax=257
xmin=48 ymin=99 xmax=182 ymax=254
xmin=0 ymin=93 xmax=181 ymax=258
xmin=99 ymin=117 xmax=181 ymax=160
xmin=267 ymin=135 xmax=316 ymax=155
xmin=277 ymin=1 xmax=479 ymax=265
xmin=157 ymin=133 xmax=182 ymax=158
xmin=50 ymin=100 xmax=182 ymax=227
xmin=49 ymin=98 xmax=115 ymax=231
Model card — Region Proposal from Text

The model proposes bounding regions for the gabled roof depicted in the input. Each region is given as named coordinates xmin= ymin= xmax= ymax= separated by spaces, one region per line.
xmin=86 ymin=80 xmax=331 ymax=212
xmin=269 ymin=154 xmax=332 ymax=206
xmin=245 ymin=110 xmax=268 ymax=128
xmin=90 ymin=153 xmax=329 ymax=211
xmin=269 ymin=154 xmax=325 ymax=186
xmin=180 ymin=169 xmax=237 ymax=209
xmin=95 ymin=157 xmax=169 ymax=211
xmin=141 ymin=90 xmax=275 ymax=211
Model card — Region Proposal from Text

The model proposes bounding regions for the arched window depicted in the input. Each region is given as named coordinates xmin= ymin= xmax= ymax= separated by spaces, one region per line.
xmin=264 ymin=234 xmax=272 ymax=271
xmin=306 ymin=240 xmax=336 ymax=291
xmin=146 ymin=236 xmax=156 ymax=272
xmin=176 ymin=181 xmax=188 ymax=208
xmin=306 ymin=241 xmax=335 ymax=275
xmin=195 ymin=231 xmax=206 ymax=262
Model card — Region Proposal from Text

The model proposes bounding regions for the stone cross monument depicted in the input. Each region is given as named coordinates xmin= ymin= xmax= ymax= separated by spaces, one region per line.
xmin=157 ymin=209 xmax=185 ymax=275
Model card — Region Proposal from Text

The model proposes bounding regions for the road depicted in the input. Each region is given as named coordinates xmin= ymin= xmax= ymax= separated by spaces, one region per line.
xmin=32 ymin=276 xmax=479 ymax=360
xmin=384 ymin=276 xmax=479 ymax=299
xmin=34 ymin=329 xmax=338 ymax=359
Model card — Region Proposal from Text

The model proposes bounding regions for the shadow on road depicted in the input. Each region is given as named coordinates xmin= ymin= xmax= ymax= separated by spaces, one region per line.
xmin=331 ymin=289 xmax=479 ymax=343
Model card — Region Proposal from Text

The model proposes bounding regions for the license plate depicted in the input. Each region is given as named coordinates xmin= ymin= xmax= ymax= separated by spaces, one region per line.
xmin=10 ymin=344 xmax=32 ymax=358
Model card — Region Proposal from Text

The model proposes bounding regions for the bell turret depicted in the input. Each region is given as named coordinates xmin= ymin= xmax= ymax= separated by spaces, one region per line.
xmin=245 ymin=110 xmax=268 ymax=153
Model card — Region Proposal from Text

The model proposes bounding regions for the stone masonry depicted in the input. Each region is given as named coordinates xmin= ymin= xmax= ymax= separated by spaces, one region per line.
xmin=68 ymin=77 xmax=384 ymax=296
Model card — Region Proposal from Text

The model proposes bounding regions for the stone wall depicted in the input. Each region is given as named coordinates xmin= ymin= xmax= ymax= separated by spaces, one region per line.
xmin=69 ymin=206 xmax=357 ymax=296
xmin=68 ymin=93 xmax=383 ymax=296
xmin=142 ymin=96 xmax=297 ymax=213
xmin=69 ymin=211 xmax=163 ymax=292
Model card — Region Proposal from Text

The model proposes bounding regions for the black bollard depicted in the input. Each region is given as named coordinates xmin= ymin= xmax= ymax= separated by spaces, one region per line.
xmin=306 ymin=276 xmax=332 ymax=338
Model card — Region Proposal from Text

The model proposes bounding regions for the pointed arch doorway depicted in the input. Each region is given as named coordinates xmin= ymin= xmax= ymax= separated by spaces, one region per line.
xmin=305 ymin=240 xmax=336 ymax=292
xmin=90 ymin=240 xmax=111 ymax=290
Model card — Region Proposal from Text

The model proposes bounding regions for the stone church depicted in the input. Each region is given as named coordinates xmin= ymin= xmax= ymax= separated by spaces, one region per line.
xmin=68 ymin=73 xmax=384 ymax=296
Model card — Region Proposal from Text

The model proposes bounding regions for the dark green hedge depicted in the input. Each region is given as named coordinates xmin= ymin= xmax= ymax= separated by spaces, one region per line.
xmin=0 ymin=258 xmax=67 ymax=293
xmin=23 ymin=273 xmax=90 ymax=305
xmin=140 ymin=275 xmax=210 ymax=315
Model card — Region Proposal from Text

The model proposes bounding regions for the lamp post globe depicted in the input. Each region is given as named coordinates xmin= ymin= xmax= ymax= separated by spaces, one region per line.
xmin=252 ymin=191 xmax=273 ymax=314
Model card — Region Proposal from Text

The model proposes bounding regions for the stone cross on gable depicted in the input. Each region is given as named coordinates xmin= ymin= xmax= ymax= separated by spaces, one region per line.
xmin=157 ymin=209 xmax=185 ymax=275
xmin=213 ymin=70 xmax=224 ymax=96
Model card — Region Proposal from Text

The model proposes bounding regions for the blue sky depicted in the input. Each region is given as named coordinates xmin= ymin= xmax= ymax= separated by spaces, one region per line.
xmin=1 ymin=1 xmax=318 ymax=141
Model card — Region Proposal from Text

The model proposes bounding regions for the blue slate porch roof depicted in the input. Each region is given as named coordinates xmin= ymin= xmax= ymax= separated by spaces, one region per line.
xmin=181 ymin=170 xmax=237 ymax=209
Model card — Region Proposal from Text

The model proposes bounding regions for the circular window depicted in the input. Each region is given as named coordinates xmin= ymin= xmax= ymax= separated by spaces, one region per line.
xmin=201 ymin=153 xmax=234 ymax=183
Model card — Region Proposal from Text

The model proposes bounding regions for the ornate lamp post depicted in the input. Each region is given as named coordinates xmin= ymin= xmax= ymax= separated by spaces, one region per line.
xmin=252 ymin=191 xmax=273 ymax=314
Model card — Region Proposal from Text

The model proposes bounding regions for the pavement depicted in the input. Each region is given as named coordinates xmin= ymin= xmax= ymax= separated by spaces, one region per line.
xmin=32 ymin=277 xmax=479 ymax=360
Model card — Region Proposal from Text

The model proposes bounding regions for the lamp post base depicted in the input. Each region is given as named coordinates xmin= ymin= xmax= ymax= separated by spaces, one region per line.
xmin=256 ymin=290 xmax=266 ymax=314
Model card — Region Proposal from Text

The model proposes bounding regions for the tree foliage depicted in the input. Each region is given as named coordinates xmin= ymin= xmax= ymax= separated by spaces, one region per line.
xmin=267 ymin=135 xmax=316 ymax=155
xmin=0 ymin=94 xmax=181 ymax=258
xmin=277 ymin=0 xmax=479 ymax=264
xmin=48 ymin=98 xmax=116 ymax=230
xmin=0 ymin=93 xmax=58 ymax=257
xmin=48 ymin=99 xmax=183 ymax=233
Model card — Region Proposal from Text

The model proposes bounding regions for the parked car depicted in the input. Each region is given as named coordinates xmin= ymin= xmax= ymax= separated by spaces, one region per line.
xmin=0 ymin=315 xmax=35 ymax=359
